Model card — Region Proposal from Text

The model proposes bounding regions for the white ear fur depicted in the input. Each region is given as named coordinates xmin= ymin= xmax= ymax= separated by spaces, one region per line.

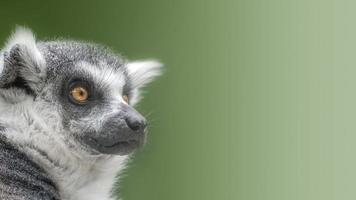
xmin=0 ymin=55 xmax=3 ymax=76
xmin=0 ymin=26 xmax=46 ymax=89
xmin=126 ymin=60 xmax=163 ymax=105
xmin=5 ymin=26 xmax=38 ymax=51
xmin=6 ymin=26 xmax=45 ymax=70
xmin=126 ymin=60 xmax=163 ymax=89
xmin=1 ymin=26 xmax=45 ymax=69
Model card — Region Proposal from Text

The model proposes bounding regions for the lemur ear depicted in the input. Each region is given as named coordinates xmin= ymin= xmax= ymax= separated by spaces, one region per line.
xmin=0 ymin=26 xmax=46 ymax=92
xmin=126 ymin=60 xmax=163 ymax=105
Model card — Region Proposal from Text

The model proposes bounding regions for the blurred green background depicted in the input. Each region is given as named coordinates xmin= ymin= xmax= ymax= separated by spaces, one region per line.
xmin=2 ymin=0 xmax=356 ymax=200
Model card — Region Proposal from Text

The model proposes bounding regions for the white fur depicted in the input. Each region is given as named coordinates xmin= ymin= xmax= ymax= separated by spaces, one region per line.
xmin=0 ymin=56 xmax=3 ymax=75
xmin=0 ymin=91 xmax=129 ymax=200
xmin=0 ymin=27 xmax=163 ymax=200
xmin=0 ymin=29 xmax=128 ymax=200
xmin=126 ymin=60 xmax=163 ymax=89
xmin=78 ymin=61 xmax=126 ymax=102
xmin=5 ymin=26 xmax=37 ymax=51
xmin=126 ymin=60 xmax=163 ymax=105
xmin=4 ymin=26 xmax=45 ymax=69
xmin=0 ymin=26 xmax=46 ymax=90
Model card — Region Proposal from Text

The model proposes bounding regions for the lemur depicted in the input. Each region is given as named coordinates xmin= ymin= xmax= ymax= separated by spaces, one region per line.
xmin=0 ymin=27 xmax=162 ymax=200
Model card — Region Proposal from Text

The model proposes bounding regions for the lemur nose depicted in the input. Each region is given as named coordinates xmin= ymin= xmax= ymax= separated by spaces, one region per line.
xmin=126 ymin=117 xmax=146 ymax=131
xmin=123 ymin=105 xmax=147 ymax=132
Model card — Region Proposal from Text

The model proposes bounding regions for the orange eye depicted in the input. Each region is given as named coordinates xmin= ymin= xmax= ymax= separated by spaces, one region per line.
xmin=123 ymin=95 xmax=129 ymax=104
xmin=70 ymin=86 xmax=89 ymax=103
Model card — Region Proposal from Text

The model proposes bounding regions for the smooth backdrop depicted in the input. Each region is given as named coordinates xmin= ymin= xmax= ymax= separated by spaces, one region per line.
xmin=1 ymin=0 xmax=355 ymax=200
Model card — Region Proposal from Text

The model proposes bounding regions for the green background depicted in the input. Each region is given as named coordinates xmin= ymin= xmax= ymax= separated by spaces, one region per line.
xmin=1 ymin=0 xmax=355 ymax=200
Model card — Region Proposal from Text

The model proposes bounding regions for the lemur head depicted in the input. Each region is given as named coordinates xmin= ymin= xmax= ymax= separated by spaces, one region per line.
xmin=0 ymin=27 xmax=162 ymax=155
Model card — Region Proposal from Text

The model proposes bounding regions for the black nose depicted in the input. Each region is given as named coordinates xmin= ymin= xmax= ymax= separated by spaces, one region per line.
xmin=124 ymin=105 xmax=147 ymax=132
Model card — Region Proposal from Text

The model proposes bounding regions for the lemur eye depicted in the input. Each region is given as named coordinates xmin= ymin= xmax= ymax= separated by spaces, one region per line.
xmin=70 ymin=86 xmax=89 ymax=103
xmin=123 ymin=95 xmax=129 ymax=104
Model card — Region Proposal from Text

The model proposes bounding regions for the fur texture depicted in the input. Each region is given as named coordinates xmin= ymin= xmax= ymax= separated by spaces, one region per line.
xmin=0 ymin=27 xmax=162 ymax=200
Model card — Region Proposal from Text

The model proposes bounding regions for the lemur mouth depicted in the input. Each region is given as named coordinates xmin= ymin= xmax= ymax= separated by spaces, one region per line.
xmin=85 ymin=137 xmax=143 ymax=155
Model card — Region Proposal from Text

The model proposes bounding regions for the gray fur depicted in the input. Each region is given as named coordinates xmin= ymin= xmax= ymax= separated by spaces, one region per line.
xmin=0 ymin=132 xmax=60 ymax=200
xmin=0 ymin=27 xmax=162 ymax=200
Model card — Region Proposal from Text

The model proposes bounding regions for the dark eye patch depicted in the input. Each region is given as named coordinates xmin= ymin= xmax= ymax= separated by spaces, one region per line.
xmin=64 ymin=76 xmax=103 ymax=107
xmin=68 ymin=80 xmax=92 ymax=105
xmin=57 ymin=69 xmax=107 ymax=123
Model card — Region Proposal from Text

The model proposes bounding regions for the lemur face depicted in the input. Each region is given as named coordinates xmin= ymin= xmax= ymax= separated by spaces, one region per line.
xmin=0 ymin=27 xmax=162 ymax=155
xmin=44 ymin=44 xmax=153 ymax=155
